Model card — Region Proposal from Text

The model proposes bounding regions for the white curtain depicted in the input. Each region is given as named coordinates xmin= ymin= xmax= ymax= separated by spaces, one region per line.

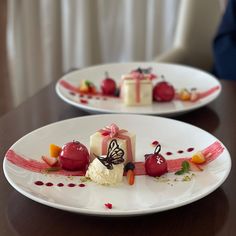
xmin=7 ymin=0 xmax=180 ymax=107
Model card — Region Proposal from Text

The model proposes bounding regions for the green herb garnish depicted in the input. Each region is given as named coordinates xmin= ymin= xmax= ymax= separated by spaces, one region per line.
xmin=175 ymin=161 xmax=190 ymax=175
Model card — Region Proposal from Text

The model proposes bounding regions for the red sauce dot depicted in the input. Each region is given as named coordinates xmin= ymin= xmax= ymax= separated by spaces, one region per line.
xmin=152 ymin=140 xmax=159 ymax=146
xmin=79 ymin=184 xmax=85 ymax=187
xmin=57 ymin=183 xmax=64 ymax=187
xmin=79 ymin=94 xmax=84 ymax=98
xmin=187 ymin=147 xmax=194 ymax=152
xmin=35 ymin=181 xmax=44 ymax=186
xmin=96 ymin=97 xmax=100 ymax=100
xmin=87 ymin=95 xmax=92 ymax=99
xmin=80 ymin=99 xmax=88 ymax=104
xmin=45 ymin=182 xmax=53 ymax=187
xmin=177 ymin=150 xmax=184 ymax=154
xmin=69 ymin=92 xmax=76 ymax=96
xmin=68 ymin=183 xmax=76 ymax=187
xmin=166 ymin=152 xmax=173 ymax=156
xmin=103 ymin=97 xmax=107 ymax=100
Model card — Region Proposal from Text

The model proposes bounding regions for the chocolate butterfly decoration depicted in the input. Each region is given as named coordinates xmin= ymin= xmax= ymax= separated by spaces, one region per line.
xmin=95 ymin=139 xmax=125 ymax=170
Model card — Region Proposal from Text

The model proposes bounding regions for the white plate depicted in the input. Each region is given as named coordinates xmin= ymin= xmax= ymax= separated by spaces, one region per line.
xmin=56 ymin=62 xmax=221 ymax=116
xmin=3 ymin=114 xmax=231 ymax=216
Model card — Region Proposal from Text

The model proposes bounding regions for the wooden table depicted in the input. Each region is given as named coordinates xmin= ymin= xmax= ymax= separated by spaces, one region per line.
xmin=0 ymin=80 xmax=235 ymax=236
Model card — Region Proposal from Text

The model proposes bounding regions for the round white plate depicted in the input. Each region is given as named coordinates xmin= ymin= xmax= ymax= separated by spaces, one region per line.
xmin=56 ymin=62 xmax=221 ymax=116
xmin=3 ymin=114 xmax=231 ymax=216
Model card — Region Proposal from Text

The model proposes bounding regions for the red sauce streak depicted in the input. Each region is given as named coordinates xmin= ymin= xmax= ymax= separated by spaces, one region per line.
xmin=79 ymin=184 xmax=85 ymax=187
xmin=68 ymin=183 xmax=76 ymax=187
xmin=59 ymin=80 xmax=79 ymax=93
xmin=79 ymin=94 xmax=84 ymax=98
xmin=57 ymin=183 xmax=64 ymax=187
xmin=5 ymin=150 xmax=86 ymax=176
xmin=187 ymin=147 xmax=194 ymax=152
xmin=199 ymin=86 xmax=220 ymax=99
xmin=35 ymin=181 xmax=44 ymax=186
xmin=46 ymin=182 xmax=53 ymax=187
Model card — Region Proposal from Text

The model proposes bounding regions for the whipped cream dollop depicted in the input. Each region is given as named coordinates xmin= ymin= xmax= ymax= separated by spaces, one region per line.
xmin=86 ymin=157 xmax=124 ymax=185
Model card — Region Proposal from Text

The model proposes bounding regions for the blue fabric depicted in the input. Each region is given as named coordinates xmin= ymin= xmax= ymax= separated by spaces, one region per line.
xmin=213 ymin=0 xmax=236 ymax=80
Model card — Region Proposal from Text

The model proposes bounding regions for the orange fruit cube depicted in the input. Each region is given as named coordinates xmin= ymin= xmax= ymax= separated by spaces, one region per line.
xmin=179 ymin=89 xmax=191 ymax=101
xmin=191 ymin=151 xmax=206 ymax=164
xmin=50 ymin=144 xmax=62 ymax=158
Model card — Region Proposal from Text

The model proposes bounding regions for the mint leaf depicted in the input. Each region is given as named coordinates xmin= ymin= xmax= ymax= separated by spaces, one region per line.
xmin=175 ymin=169 xmax=185 ymax=175
xmin=175 ymin=161 xmax=190 ymax=175
xmin=84 ymin=80 xmax=95 ymax=87
xmin=182 ymin=161 xmax=190 ymax=172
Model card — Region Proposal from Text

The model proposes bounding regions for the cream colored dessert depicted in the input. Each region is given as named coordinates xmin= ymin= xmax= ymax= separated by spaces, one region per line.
xmin=90 ymin=124 xmax=135 ymax=163
xmin=86 ymin=157 xmax=124 ymax=185
xmin=121 ymin=74 xmax=152 ymax=106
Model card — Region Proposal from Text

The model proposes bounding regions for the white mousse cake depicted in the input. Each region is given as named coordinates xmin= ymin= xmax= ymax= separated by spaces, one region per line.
xmin=121 ymin=71 xmax=153 ymax=106
xmin=90 ymin=124 xmax=135 ymax=163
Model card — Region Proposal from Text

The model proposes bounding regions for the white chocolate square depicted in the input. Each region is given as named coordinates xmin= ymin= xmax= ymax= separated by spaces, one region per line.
xmin=90 ymin=131 xmax=136 ymax=163
xmin=121 ymin=75 xmax=152 ymax=106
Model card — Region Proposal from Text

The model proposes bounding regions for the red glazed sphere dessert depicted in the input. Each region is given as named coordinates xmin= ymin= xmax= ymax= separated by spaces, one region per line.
xmin=153 ymin=81 xmax=175 ymax=102
xmin=101 ymin=72 xmax=116 ymax=95
xmin=59 ymin=141 xmax=89 ymax=171
xmin=145 ymin=145 xmax=168 ymax=177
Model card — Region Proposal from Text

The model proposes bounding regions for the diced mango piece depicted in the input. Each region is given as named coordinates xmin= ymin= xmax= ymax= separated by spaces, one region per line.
xmin=191 ymin=151 xmax=206 ymax=164
xmin=50 ymin=144 xmax=62 ymax=158
xmin=78 ymin=80 xmax=97 ymax=94
xmin=179 ymin=89 xmax=191 ymax=101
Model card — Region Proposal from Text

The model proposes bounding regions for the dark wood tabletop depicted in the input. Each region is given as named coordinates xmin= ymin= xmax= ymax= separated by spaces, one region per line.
xmin=0 ymin=80 xmax=235 ymax=236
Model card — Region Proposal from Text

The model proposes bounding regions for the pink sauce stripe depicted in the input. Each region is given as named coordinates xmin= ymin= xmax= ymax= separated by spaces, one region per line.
xmin=5 ymin=150 xmax=85 ymax=176
xmin=201 ymin=141 xmax=224 ymax=165
xmin=59 ymin=80 xmax=79 ymax=93
xmin=198 ymin=86 xmax=220 ymax=99
xmin=5 ymin=141 xmax=224 ymax=177
xmin=134 ymin=162 xmax=146 ymax=175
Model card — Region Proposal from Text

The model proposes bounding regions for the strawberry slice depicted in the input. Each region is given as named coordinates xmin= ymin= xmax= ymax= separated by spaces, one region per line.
xmin=41 ymin=155 xmax=58 ymax=167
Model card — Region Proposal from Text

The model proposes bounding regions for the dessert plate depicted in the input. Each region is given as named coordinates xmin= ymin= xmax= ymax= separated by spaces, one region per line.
xmin=3 ymin=114 xmax=231 ymax=216
xmin=56 ymin=62 xmax=221 ymax=116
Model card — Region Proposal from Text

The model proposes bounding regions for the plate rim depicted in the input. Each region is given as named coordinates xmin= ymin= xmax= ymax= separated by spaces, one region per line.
xmin=3 ymin=114 xmax=231 ymax=216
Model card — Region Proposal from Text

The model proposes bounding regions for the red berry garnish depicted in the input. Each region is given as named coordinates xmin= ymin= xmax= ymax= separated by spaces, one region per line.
xmin=104 ymin=203 xmax=113 ymax=209
xmin=153 ymin=81 xmax=175 ymax=102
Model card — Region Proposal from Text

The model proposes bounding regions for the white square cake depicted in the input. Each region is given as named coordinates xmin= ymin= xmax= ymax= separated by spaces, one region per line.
xmin=90 ymin=124 xmax=136 ymax=163
xmin=121 ymin=75 xmax=152 ymax=106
